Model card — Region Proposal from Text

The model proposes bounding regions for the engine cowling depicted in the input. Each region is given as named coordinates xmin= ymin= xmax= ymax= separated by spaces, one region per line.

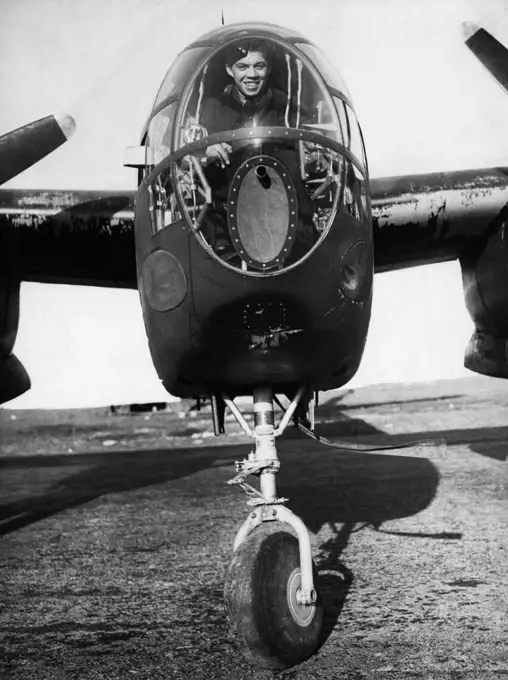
xmin=0 ymin=230 xmax=30 ymax=404
xmin=461 ymin=220 xmax=508 ymax=379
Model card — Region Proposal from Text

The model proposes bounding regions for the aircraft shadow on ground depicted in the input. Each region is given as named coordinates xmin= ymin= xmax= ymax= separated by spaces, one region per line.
xmin=0 ymin=445 xmax=244 ymax=536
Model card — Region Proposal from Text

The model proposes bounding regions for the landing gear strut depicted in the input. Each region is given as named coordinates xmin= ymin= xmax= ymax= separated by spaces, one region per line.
xmin=222 ymin=386 xmax=323 ymax=670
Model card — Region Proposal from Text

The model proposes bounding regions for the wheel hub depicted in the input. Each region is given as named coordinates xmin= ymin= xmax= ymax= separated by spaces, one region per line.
xmin=287 ymin=568 xmax=316 ymax=627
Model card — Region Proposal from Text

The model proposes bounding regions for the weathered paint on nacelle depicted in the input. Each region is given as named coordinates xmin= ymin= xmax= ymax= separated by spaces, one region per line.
xmin=461 ymin=220 xmax=508 ymax=378
xmin=0 ymin=228 xmax=30 ymax=403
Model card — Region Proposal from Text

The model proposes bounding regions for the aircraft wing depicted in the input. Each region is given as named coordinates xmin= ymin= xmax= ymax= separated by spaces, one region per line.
xmin=371 ymin=166 xmax=508 ymax=273
xmin=0 ymin=188 xmax=136 ymax=288
xmin=373 ymin=22 xmax=508 ymax=274
xmin=0 ymin=114 xmax=136 ymax=289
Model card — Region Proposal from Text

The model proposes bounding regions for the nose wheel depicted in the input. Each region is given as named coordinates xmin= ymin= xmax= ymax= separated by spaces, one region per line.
xmin=220 ymin=386 xmax=323 ymax=669
xmin=224 ymin=522 xmax=323 ymax=670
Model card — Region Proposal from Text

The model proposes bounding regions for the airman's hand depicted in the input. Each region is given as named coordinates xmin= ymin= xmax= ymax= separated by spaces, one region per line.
xmin=205 ymin=143 xmax=232 ymax=168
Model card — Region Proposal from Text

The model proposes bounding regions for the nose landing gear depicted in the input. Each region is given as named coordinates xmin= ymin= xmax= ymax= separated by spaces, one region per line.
xmin=222 ymin=386 xmax=323 ymax=670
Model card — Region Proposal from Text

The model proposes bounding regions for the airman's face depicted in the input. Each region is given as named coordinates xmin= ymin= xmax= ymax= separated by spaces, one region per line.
xmin=226 ymin=51 xmax=269 ymax=99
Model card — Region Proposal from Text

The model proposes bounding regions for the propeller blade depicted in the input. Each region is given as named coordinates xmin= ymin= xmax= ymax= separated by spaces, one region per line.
xmin=0 ymin=113 xmax=76 ymax=186
xmin=463 ymin=22 xmax=508 ymax=95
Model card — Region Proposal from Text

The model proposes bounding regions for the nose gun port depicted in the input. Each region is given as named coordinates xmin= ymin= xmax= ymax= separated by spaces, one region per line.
xmin=255 ymin=165 xmax=272 ymax=190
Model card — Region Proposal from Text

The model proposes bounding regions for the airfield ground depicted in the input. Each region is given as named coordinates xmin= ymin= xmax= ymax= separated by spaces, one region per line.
xmin=0 ymin=376 xmax=507 ymax=679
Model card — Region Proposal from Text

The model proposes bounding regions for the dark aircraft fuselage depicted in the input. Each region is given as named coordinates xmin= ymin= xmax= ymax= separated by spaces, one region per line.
xmin=134 ymin=22 xmax=372 ymax=398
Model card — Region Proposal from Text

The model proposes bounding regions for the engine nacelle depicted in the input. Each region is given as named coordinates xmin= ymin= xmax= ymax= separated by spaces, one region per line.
xmin=461 ymin=221 xmax=508 ymax=379
xmin=0 ymin=230 xmax=30 ymax=404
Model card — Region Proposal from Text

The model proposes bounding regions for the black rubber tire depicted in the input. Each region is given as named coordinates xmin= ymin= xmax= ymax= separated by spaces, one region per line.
xmin=224 ymin=522 xmax=323 ymax=670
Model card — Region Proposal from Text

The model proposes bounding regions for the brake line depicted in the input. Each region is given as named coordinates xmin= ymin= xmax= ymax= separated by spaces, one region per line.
xmin=295 ymin=420 xmax=446 ymax=456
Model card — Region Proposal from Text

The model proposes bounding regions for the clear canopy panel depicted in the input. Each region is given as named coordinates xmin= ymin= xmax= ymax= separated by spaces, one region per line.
xmin=147 ymin=35 xmax=367 ymax=274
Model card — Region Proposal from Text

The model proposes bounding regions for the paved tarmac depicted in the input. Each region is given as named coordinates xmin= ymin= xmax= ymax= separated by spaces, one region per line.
xmin=0 ymin=377 xmax=507 ymax=679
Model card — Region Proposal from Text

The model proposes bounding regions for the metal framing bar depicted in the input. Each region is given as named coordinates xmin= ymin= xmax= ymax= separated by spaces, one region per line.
xmin=233 ymin=510 xmax=262 ymax=552
xmin=275 ymin=506 xmax=316 ymax=604
xmin=274 ymin=385 xmax=306 ymax=435
xmin=222 ymin=395 xmax=255 ymax=437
